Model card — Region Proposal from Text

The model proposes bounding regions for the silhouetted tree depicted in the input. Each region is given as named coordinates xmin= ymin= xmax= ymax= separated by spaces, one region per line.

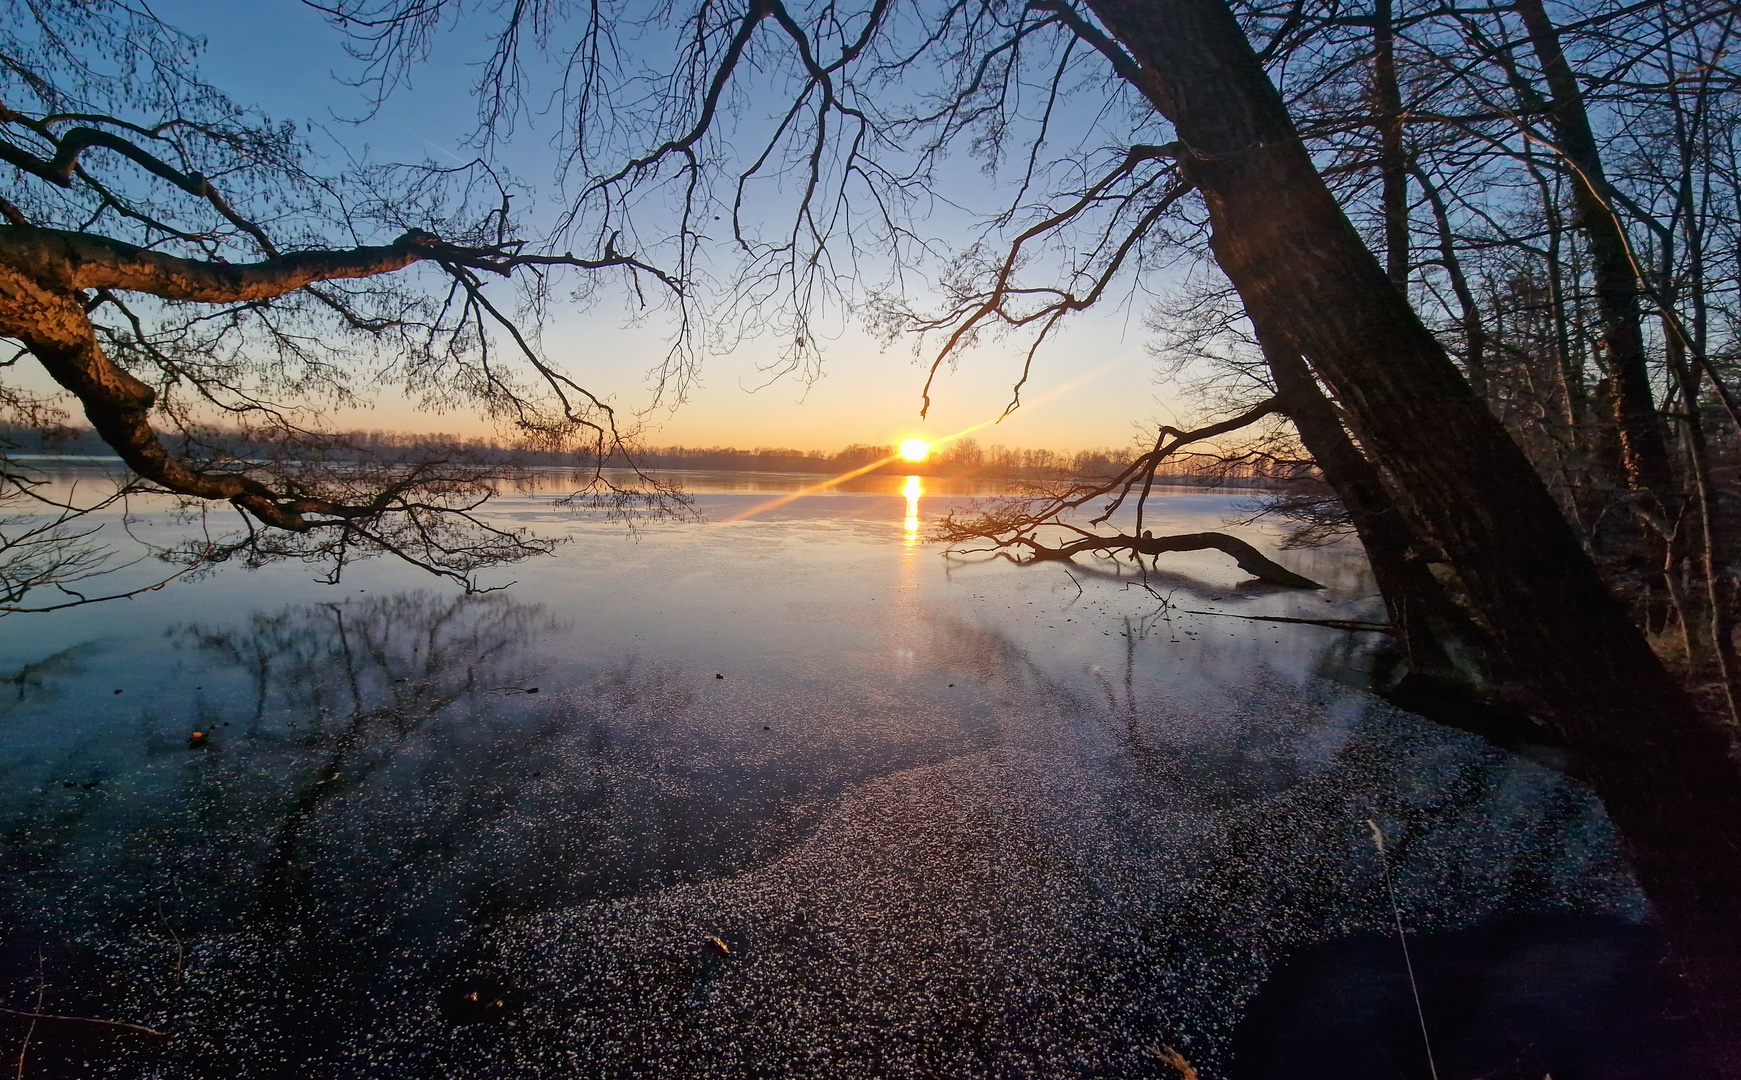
xmin=0 ymin=1 xmax=686 ymax=602
xmin=311 ymin=0 xmax=1741 ymax=1065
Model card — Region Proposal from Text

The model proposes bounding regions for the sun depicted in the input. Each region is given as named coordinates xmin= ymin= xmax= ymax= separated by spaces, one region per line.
xmin=899 ymin=438 xmax=930 ymax=462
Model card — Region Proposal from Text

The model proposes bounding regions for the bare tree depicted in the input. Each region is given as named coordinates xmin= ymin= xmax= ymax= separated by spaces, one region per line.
xmin=304 ymin=0 xmax=1741 ymax=1066
xmin=0 ymin=0 xmax=690 ymax=604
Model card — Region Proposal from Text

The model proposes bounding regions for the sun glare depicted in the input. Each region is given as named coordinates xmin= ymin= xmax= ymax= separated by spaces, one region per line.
xmin=899 ymin=438 xmax=930 ymax=462
xmin=903 ymin=475 xmax=923 ymax=543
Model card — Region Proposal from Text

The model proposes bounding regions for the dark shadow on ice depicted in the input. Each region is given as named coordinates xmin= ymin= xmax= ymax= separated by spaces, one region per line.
xmin=1231 ymin=914 xmax=1696 ymax=1080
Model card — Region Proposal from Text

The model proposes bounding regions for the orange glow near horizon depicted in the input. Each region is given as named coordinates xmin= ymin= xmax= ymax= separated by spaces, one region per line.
xmin=899 ymin=438 xmax=930 ymax=462
xmin=632 ymin=355 xmax=1129 ymax=556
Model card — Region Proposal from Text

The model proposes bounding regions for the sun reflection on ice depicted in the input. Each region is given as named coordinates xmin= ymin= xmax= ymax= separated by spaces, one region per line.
xmin=902 ymin=475 xmax=923 ymax=544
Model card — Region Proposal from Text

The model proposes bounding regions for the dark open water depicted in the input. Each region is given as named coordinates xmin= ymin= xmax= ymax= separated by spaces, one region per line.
xmin=0 ymin=470 xmax=1694 ymax=1077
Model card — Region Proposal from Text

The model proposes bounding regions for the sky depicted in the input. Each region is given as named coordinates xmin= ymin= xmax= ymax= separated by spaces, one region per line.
xmin=128 ymin=1 xmax=1184 ymax=454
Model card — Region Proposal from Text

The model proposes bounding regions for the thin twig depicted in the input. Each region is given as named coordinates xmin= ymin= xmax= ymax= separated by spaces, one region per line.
xmin=0 ymin=546 xmax=212 ymax=615
xmin=1062 ymin=569 xmax=1083 ymax=598
xmin=1367 ymin=821 xmax=1438 ymax=1080
xmin=1175 ymin=608 xmax=1391 ymax=632
xmin=154 ymin=899 xmax=184 ymax=986
xmin=0 ymin=1009 xmax=168 ymax=1038
xmin=1146 ymin=1044 xmax=1200 ymax=1080
xmin=14 ymin=953 xmax=44 ymax=1080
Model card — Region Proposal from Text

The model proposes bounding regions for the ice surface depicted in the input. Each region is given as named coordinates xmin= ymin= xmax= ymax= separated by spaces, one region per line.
xmin=0 ymin=478 xmax=1649 ymax=1077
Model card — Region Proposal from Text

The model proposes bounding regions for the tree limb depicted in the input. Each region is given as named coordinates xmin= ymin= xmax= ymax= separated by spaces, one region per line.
xmin=0 ymin=225 xmax=673 ymax=304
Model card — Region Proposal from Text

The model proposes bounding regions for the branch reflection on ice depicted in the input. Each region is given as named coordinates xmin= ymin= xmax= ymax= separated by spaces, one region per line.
xmin=0 ymin=568 xmax=1669 ymax=1078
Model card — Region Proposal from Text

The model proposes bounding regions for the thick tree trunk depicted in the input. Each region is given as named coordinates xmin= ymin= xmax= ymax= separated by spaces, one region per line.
xmin=1513 ymin=0 xmax=1678 ymax=512
xmin=1260 ymin=330 xmax=1533 ymax=740
xmin=1081 ymin=0 xmax=1741 ymax=1069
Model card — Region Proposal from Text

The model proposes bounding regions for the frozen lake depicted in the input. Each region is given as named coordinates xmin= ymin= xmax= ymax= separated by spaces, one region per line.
xmin=0 ymin=471 xmax=1691 ymax=1077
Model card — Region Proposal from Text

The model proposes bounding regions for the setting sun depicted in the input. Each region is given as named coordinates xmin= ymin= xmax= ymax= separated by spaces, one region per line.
xmin=899 ymin=438 xmax=930 ymax=462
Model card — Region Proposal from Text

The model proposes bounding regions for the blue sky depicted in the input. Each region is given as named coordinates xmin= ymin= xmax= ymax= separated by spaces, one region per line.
xmin=128 ymin=2 xmax=1173 ymax=453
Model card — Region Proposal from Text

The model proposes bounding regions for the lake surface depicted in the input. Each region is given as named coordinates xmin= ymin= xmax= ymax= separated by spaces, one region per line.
xmin=0 ymin=470 xmax=1692 ymax=1077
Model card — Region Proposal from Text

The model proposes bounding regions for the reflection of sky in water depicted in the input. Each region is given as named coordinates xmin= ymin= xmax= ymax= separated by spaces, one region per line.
xmin=0 ymin=475 xmax=1671 ymax=1077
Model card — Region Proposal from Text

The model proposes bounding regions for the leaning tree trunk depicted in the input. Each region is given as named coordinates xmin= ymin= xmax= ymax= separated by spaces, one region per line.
xmin=1082 ymin=0 xmax=1741 ymax=1069
xmin=1259 ymin=330 xmax=1534 ymax=741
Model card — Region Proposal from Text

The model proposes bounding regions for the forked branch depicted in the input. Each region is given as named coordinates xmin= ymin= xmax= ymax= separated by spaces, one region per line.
xmin=940 ymin=515 xmax=1324 ymax=588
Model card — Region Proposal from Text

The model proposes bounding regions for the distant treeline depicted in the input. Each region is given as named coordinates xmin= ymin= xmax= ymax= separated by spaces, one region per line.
xmin=0 ymin=424 xmax=1280 ymax=485
xmin=601 ymin=439 xmax=1143 ymax=479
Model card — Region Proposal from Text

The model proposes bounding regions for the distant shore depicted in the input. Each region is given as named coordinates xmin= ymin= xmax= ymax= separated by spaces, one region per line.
xmin=3 ymin=425 xmax=1288 ymax=487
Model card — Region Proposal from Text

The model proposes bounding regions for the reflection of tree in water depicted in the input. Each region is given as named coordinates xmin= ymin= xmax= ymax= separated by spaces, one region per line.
xmin=169 ymin=592 xmax=577 ymax=1076
xmin=935 ymin=603 xmax=1630 ymax=910
xmin=0 ymin=642 xmax=98 ymax=717
xmin=0 ymin=592 xmax=580 ymax=1077
xmin=185 ymin=590 xmax=541 ymax=725
xmin=901 ymin=608 xmax=1639 ymax=1073
xmin=176 ymin=593 xmax=555 ymax=910
xmin=3 ymin=593 xmax=887 ymax=1078
xmin=3 ymin=593 xmax=1645 ymax=1078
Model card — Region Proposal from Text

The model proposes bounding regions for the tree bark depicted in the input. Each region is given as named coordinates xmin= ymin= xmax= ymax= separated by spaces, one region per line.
xmin=1080 ymin=0 xmax=1741 ymax=1069
xmin=1259 ymin=326 xmax=1528 ymax=740
xmin=0 ymin=226 xmax=512 ymax=531
xmin=0 ymin=225 xmax=443 ymax=302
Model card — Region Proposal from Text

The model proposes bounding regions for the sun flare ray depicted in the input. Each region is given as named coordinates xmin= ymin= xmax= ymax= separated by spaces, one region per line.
xmin=630 ymin=354 xmax=1131 ymax=558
